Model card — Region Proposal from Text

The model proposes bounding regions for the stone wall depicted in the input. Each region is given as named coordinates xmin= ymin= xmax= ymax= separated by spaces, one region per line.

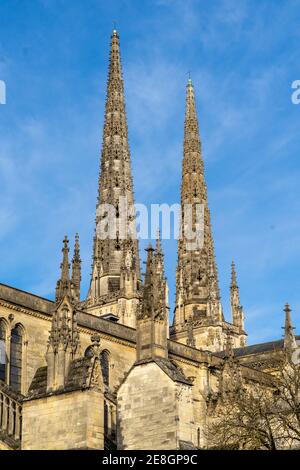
xmin=117 ymin=363 xmax=177 ymax=450
xmin=0 ymin=304 xmax=51 ymax=394
xmin=22 ymin=388 xmax=104 ymax=450
xmin=117 ymin=362 xmax=196 ymax=450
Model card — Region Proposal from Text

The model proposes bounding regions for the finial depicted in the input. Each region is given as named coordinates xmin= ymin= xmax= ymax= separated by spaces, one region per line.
xmin=283 ymin=303 xmax=293 ymax=332
xmin=60 ymin=236 xmax=70 ymax=281
xmin=187 ymin=71 xmax=192 ymax=86
xmin=155 ymin=229 xmax=162 ymax=253
xmin=112 ymin=20 xmax=117 ymax=35
xmin=231 ymin=261 xmax=238 ymax=288
xmin=74 ymin=233 xmax=80 ymax=254
xmin=284 ymin=303 xmax=291 ymax=315
xmin=283 ymin=303 xmax=297 ymax=352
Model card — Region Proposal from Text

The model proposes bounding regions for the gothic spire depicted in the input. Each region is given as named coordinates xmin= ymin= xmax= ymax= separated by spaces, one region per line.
xmin=72 ymin=234 xmax=81 ymax=302
xmin=283 ymin=303 xmax=297 ymax=351
xmin=173 ymin=78 xmax=220 ymax=327
xmin=86 ymin=29 xmax=140 ymax=314
xmin=56 ymin=236 xmax=72 ymax=302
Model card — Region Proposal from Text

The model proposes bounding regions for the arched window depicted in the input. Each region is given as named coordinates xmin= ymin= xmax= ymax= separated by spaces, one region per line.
xmin=100 ymin=350 xmax=110 ymax=387
xmin=0 ymin=320 xmax=7 ymax=383
xmin=9 ymin=325 xmax=23 ymax=393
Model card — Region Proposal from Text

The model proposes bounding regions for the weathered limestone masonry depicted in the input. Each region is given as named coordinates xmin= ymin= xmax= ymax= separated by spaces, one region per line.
xmin=0 ymin=29 xmax=299 ymax=450
xmin=117 ymin=246 xmax=196 ymax=450
xmin=117 ymin=363 xmax=195 ymax=450
xmin=22 ymin=388 xmax=104 ymax=450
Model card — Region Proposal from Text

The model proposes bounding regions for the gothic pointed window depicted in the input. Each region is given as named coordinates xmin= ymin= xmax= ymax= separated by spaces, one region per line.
xmin=101 ymin=350 xmax=110 ymax=387
xmin=0 ymin=320 xmax=7 ymax=383
xmin=9 ymin=325 xmax=23 ymax=393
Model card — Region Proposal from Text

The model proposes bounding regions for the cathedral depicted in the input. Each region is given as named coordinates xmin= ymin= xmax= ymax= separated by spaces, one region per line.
xmin=0 ymin=30 xmax=299 ymax=450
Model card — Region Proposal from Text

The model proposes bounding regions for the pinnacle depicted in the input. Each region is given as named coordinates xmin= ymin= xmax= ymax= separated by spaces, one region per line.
xmin=61 ymin=236 xmax=70 ymax=282
xmin=231 ymin=261 xmax=238 ymax=288
xmin=155 ymin=230 xmax=162 ymax=254
xmin=283 ymin=303 xmax=293 ymax=330
xmin=283 ymin=303 xmax=297 ymax=351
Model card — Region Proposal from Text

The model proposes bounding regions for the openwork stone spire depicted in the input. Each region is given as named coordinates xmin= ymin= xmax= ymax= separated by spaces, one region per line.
xmin=87 ymin=30 xmax=140 ymax=309
xmin=173 ymin=79 xmax=221 ymax=327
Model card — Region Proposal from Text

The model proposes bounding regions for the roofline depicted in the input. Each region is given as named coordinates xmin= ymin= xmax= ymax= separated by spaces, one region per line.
xmin=0 ymin=282 xmax=54 ymax=304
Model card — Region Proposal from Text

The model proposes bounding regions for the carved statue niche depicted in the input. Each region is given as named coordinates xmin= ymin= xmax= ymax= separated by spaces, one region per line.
xmin=88 ymin=357 xmax=104 ymax=389
xmin=85 ymin=334 xmax=104 ymax=390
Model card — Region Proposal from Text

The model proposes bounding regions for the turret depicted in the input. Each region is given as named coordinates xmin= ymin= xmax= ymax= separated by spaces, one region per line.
xmin=230 ymin=261 xmax=244 ymax=332
xmin=136 ymin=244 xmax=168 ymax=362
xmin=283 ymin=303 xmax=297 ymax=352
xmin=71 ymin=234 xmax=81 ymax=302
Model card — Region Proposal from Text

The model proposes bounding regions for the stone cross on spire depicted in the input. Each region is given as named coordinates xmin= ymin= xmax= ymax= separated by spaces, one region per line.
xmin=86 ymin=30 xmax=140 ymax=320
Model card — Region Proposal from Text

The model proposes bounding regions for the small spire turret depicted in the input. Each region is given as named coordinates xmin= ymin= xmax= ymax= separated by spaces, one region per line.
xmin=283 ymin=303 xmax=297 ymax=351
xmin=230 ymin=261 xmax=244 ymax=332
xmin=72 ymin=234 xmax=81 ymax=302
xmin=56 ymin=236 xmax=72 ymax=302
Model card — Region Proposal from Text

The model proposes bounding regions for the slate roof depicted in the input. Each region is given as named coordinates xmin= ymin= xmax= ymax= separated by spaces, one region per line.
xmin=217 ymin=336 xmax=300 ymax=359
xmin=0 ymin=379 xmax=24 ymax=402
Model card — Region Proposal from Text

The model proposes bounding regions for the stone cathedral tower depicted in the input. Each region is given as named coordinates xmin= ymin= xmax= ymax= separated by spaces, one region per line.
xmin=83 ymin=30 xmax=141 ymax=327
xmin=170 ymin=79 xmax=246 ymax=351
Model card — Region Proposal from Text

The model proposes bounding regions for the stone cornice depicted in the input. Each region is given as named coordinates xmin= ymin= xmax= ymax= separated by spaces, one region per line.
xmin=0 ymin=300 xmax=52 ymax=323
xmin=0 ymin=283 xmax=240 ymax=368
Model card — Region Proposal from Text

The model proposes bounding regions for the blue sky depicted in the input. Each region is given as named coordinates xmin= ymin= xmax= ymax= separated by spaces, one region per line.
xmin=0 ymin=0 xmax=300 ymax=344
